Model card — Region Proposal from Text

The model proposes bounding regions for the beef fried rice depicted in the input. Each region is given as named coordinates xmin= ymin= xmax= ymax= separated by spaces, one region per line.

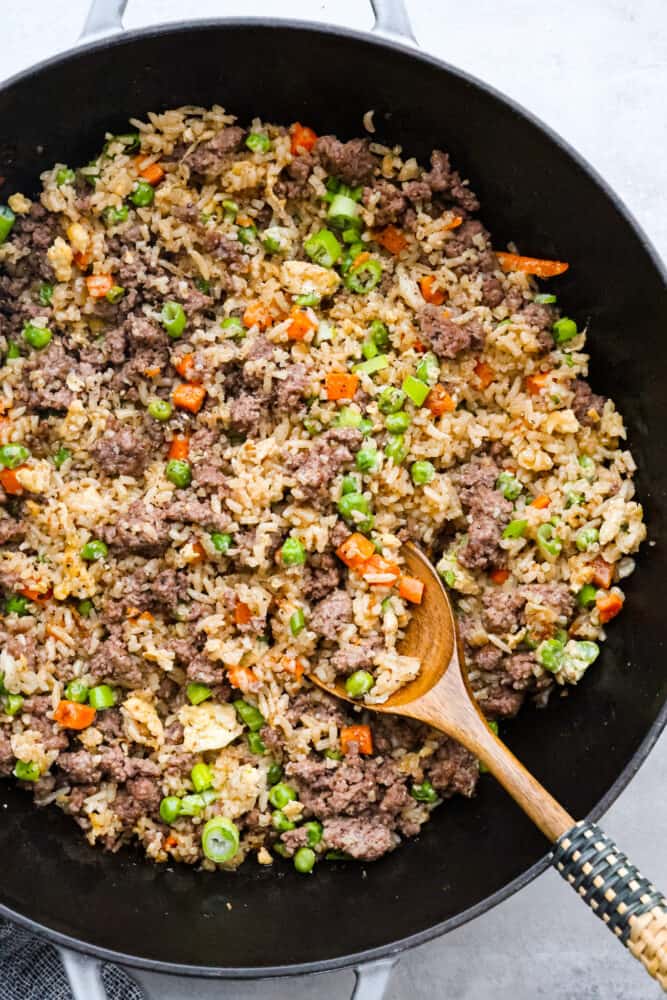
xmin=0 ymin=106 xmax=645 ymax=870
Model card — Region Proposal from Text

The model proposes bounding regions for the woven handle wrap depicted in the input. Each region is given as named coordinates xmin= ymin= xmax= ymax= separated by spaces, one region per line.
xmin=553 ymin=821 xmax=667 ymax=990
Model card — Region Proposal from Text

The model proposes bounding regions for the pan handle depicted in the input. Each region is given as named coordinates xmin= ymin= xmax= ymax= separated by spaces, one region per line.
xmin=79 ymin=0 xmax=416 ymax=44
xmin=59 ymin=947 xmax=108 ymax=1000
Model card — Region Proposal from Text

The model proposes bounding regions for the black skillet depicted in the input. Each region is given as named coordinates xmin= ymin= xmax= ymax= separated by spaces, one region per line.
xmin=0 ymin=1 xmax=666 ymax=997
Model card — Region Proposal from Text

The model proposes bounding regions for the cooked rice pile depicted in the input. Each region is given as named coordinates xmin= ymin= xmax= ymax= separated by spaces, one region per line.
xmin=0 ymin=106 xmax=645 ymax=869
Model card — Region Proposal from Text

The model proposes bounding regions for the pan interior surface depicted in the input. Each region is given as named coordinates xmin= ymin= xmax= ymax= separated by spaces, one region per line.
xmin=0 ymin=21 xmax=665 ymax=976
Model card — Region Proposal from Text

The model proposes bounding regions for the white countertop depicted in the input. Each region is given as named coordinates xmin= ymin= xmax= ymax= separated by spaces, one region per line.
xmin=3 ymin=2 xmax=666 ymax=997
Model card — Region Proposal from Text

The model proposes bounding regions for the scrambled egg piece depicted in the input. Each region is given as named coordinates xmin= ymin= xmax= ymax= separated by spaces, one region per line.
xmin=122 ymin=694 xmax=165 ymax=749
xmin=47 ymin=237 xmax=73 ymax=282
xmin=178 ymin=703 xmax=243 ymax=753
xmin=281 ymin=260 xmax=341 ymax=298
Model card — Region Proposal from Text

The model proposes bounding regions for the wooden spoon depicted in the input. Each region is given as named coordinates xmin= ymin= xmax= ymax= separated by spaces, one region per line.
xmin=309 ymin=542 xmax=667 ymax=989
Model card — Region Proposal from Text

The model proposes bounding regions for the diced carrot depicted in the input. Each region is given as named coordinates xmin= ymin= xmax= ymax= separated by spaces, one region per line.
xmin=525 ymin=371 xmax=551 ymax=395
xmin=375 ymin=225 xmax=408 ymax=255
xmin=427 ymin=384 xmax=456 ymax=416
xmin=137 ymin=611 xmax=154 ymax=624
xmin=490 ymin=568 xmax=510 ymax=585
xmin=496 ymin=252 xmax=569 ymax=278
xmin=282 ymin=657 xmax=305 ymax=679
xmin=21 ymin=586 xmax=52 ymax=603
xmin=0 ymin=467 xmax=24 ymax=495
xmin=290 ymin=123 xmax=318 ymax=155
xmin=174 ymin=353 xmax=196 ymax=380
xmin=474 ymin=361 xmax=495 ymax=389
xmin=592 ymin=557 xmax=614 ymax=590
xmin=165 ymin=835 xmax=178 ymax=849
xmin=443 ymin=215 xmax=464 ymax=231
xmin=287 ymin=307 xmax=316 ymax=342
xmin=168 ymin=435 xmax=189 ymax=461
xmin=596 ymin=590 xmax=624 ymax=624
xmin=530 ymin=494 xmax=551 ymax=510
xmin=418 ymin=275 xmax=446 ymax=305
xmin=134 ymin=156 xmax=165 ymax=185
xmin=398 ymin=575 xmax=424 ymax=604
xmin=73 ymin=250 xmax=91 ymax=270
xmin=335 ymin=532 xmax=375 ymax=570
xmin=362 ymin=555 xmax=401 ymax=586
xmin=53 ymin=700 xmax=96 ymax=731
xmin=191 ymin=541 xmax=207 ymax=563
xmin=326 ymin=372 xmax=359 ymax=401
xmin=85 ymin=274 xmax=114 ymax=299
xmin=143 ymin=366 xmax=161 ymax=378
xmin=412 ymin=339 xmax=426 ymax=353
xmin=352 ymin=251 xmax=371 ymax=270
xmin=243 ymin=301 xmax=273 ymax=330
xmin=172 ymin=382 xmax=206 ymax=414
xmin=341 ymin=724 xmax=373 ymax=756
xmin=236 ymin=214 xmax=253 ymax=227
xmin=227 ymin=665 xmax=257 ymax=691
xmin=234 ymin=601 xmax=252 ymax=625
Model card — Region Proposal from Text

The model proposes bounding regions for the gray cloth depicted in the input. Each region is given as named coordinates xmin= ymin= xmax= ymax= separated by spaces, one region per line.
xmin=0 ymin=920 xmax=144 ymax=1000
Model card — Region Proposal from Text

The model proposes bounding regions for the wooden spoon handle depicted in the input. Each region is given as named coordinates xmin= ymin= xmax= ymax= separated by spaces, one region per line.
xmin=553 ymin=821 xmax=667 ymax=991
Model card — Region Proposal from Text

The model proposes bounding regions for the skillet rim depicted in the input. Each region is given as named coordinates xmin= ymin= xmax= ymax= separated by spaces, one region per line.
xmin=0 ymin=14 xmax=665 ymax=980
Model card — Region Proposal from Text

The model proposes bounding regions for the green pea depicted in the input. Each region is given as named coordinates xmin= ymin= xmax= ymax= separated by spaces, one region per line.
xmin=53 ymin=446 xmax=71 ymax=468
xmin=565 ymin=491 xmax=584 ymax=508
xmin=335 ymin=407 xmax=364 ymax=429
xmin=577 ymin=583 xmax=598 ymax=609
xmin=148 ymin=398 xmax=173 ymax=422
xmin=80 ymin=539 xmax=108 ymax=562
xmin=14 ymin=760 xmax=40 ymax=782
xmin=576 ymin=527 xmax=599 ymax=552
xmin=159 ymin=796 xmax=182 ymax=824
xmin=237 ymin=225 xmax=257 ymax=245
xmin=233 ymin=699 xmax=265 ymax=732
xmin=267 ymin=762 xmax=283 ymax=786
xmin=201 ymin=817 xmax=240 ymax=863
xmin=191 ymin=762 xmax=214 ymax=792
xmin=415 ymin=352 xmax=440 ymax=387
xmin=410 ymin=460 xmax=435 ymax=486
xmin=294 ymin=847 xmax=316 ymax=874
xmin=0 ymin=443 xmax=29 ymax=469
xmin=290 ymin=608 xmax=306 ymax=636
xmin=38 ymin=283 xmax=54 ymax=306
xmin=246 ymin=133 xmax=271 ymax=154
xmin=5 ymin=341 xmax=21 ymax=360
xmin=567 ymin=640 xmax=599 ymax=668
xmin=222 ymin=199 xmax=239 ymax=221
xmin=410 ymin=780 xmax=438 ymax=803
xmin=536 ymin=523 xmax=562 ymax=559
xmin=272 ymin=809 xmax=295 ymax=833
xmin=88 ymin=685 xmax=116 ymax=710
xmin=496 ymin=471 xmax=522 ymax=501
xmin=4 ymin=594 xmax=29 ymax=615
xmin=130 ymin=180 xmax=155 ymax=206
xmin=56 ymin=167 xmax=76 ymax=186
xmin=211 ymin=532 xmax=232 ymax=554
xmin=385 ymin=412 xmax=410 ymax=434
xmin=247 ymin=732 xmax=266 ymax=755
xmin=263 ymin=233 xmax=283 ymax=254
xmin=161 ymin=301 xmax=186 ymax=338
xmin=77 ymin=598 xmax=94 ymax=617
xmin=377 ymin=386 xmax=405 ymax=414
xmin=166 ymin=459 xmax=192 ymax=488
xmin=369 ymin=320 xmax=390 ymax=350
xmin=104 ymin=205 xmax=129 ymax=226
xmin=502 ymin=519 xmax=528 ymax=539
xmin=281 ymin=537 xmax=307 ymax=566
xmin=324 ymin=749 xmax=343 ymax=761
xmin=341 ymin=474 xmax=360 ymax=495
xmin=4 ymin=694 xmax=23 ymax=716
xmin=268 ymin=782 xmax=297 ymax=810
xmin=552 ymin=317 xmax=578 ymax=345
xmin=337 ymin=492 xmax=373 ymax=532
xmin=221 ymin=316 xmax=245 ymax=337
xmin=23 ymin=323 xmax=52 ymax=350
xmin=304 ymin=820 xmax=323 ymax=847
xmin=536 ymin=638 xmax=565 ymax=672
xmin=65 ymin=680 xmax=89 ymax=704
xmin=578 ymin=455 xmax=596 ymax=480
xmin=0 ymin=205 xmax=16 ymax=244
xmin=355 ymin=446 xmax=379 ymax=473
xmin=344 ymin=670 xmax=374 ymax=698
xmin=384 ymin=436 xmax=407 ymax=466
xmin=187 ymin=682 xmax=212 ymax=705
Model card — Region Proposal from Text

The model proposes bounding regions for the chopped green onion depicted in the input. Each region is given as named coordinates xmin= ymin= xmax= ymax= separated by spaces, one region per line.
xmin=290 ymin=608 xmax=306 ymax=636
xmin=361 ymin=338 xmax=379 ymax=360
xmin=0 ymin=444 xmax=30 ymax=469
xmin=577 ymin=584 xmax=598 ymax=609
xmin=327 ymin=193 xmax=362 ymax=230
xmin=233 ymin=699 xmax=265 ymax=732
xmin=402 ymin=374 xmax=430 ymax=407
xmin=221 ymin=316 xmax=244 ymax=337
xmin=64 ymin=681 xmax=89 ymax=704
xmin=52 ymin=445 xmax=71 ymax=469
xmin=4 ymin=694 xmax=23 ymax=716
xmin=247 ymin=731 xmax=266 ymax=754
xmin=345 ymin=259 xmax=383 ymax=294
xmin=161 ymin=301 xmax=186 ymax=338
xmin=324 ymin=749 xmax=343 ymax=761
xmin=56 ymin=167 xmax=76 ymax=186
xmin=104 ymin=205 xmax=129 ymax=226
xmin=105 ymin=284 xmax=125 ymax=304
xmin=352 ymin=354 xmax=388 ymax=376
xmin=552 ymin=317 xmax=578 ymax=345
xmin=6 ymin=341 xmax=21 ymax=360
xmin=38 ymin=283 xmax=54 ymax=306
xmin=195 ymin=277 xmax=211 ymax=294
xmin=536 ymin=523 xmax=562 ymax=559
xmin=187 ymin=683 xmax=212 ymax=705
xmin=578 ymin=455 xmax=596 ymax=480
xmin=410 ymin=780 xmax=438 ymax=803
xmin=246 ymin=133 xmax=271 ymax=154
xmin=281 ymin=537 xmax=307 ymax=566
xmin=237 ymin=224 xmax=257 ymax=245
xmin=304 ymin=229 xmax=342 ymax=268
xmin=565 ymin=491 xmax=584 ymax=508
xmin=369 ymin=320 xmax=390 ymax=350
xmin=201 ymin=816 xmax=240 ymax=863
xmin=14 ymin=760 xmax=40 ymax=782
xmin=295 ymin=292 xmax=320 ymax=308
xmin=535 ymin=293 xmax=557 ymax=304
xmin=4 ymin=594 xmax=29 ymax=616
xmin=576 ymin=526 xmax=599 ymax=552
xmin=0 ymin=205 xmax=16 ymax=244
xmin=384 ymin=436 xmax=407 ymax=466
xmin=89 ymin=685 xmax=116 ymax=710
xmin=415 ymin=352 xmax=440 ymax=387
xmin=502 ymin=519 xmax=528 ymax=539
xmin=191 ymin=762 xmax=214 ymax=792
